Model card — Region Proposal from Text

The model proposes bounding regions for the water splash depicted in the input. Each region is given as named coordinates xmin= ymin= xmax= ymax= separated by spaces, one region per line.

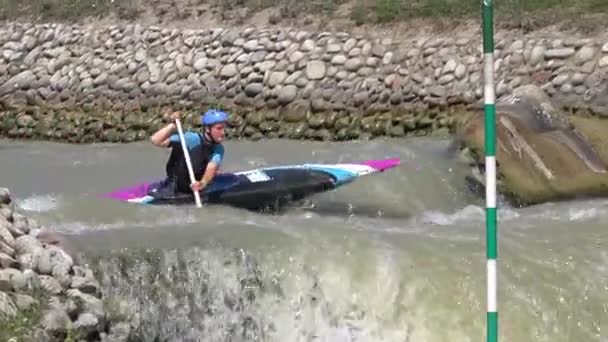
xmin=16 ymin=194 xmax=60 ymax=212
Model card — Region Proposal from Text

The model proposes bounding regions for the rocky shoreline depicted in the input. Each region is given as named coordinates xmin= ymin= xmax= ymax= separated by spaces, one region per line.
xmin=1 ymin=21 xmax=607 ymax=143
xmin=0 ymin=186 xmax=133 ymax=342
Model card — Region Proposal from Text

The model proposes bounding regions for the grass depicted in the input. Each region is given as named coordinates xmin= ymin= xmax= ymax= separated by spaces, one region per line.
xmin=0 ymin=308 xmax=41 ymax=342
xmin=0 ymin=292 xmax=44 ymax=342
xmin=1 ymin=0 xmax=607 ymax=33
xmin=0 ymin=0 xmax=141 ymax=21
xmin=347 ymin=0 xmax=608 ymax=32
xmin=0 ymin=287 xmax=90 ymax=342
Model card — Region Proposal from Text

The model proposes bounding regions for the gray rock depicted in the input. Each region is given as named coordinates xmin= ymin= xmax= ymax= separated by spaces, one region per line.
xmin=257 ymin=60 xmax=276 ymax=72
xmin=267 ymin=71 xmax=287 ymax=87
xmin=365 ymin=56 xmax=379 ymax=67
xmin=348 ymin=47 xmax=361 ymax=57
xmin=7 ymin=213 xmax=28 ymax=236
xmin=41 ymin=307 xmax=71 ymax=335
xmin=454 ymin=64 xmax=467 ymax=79
xmin=344 ymin=58 xmax=363 ymax=71
xmin=52 ymin=262 xmax=72 ymax=288
xmin=12 ymin=293 xmax=36 ymax=310
xmin=240 ymin=66 xmax=253 ymax=76
xmin=544 ymin=48 xmax=575 ymax=59
xmin=0 ymin=252 xmax=20 ymax=269
xmin=4 ymin=41 xmax=25 ymax=52
xmin=244 ymin=83 xmax=263 ymax=97
xmin=571 ymin=72 xmax=586 ymax=86
xmin=529 ymin=46 xmax=545 ymax=66
xmin=3 ymin=49 xmax=23 ymax=62
xmin=0 ymin=291 xmax=17 ymax=318
xmin=243 ymin=39 xmax=258 ymax=52
xmin=284 ymin=71 xmax=302 ymax=85
xmin=74 ymin=312 xmax=100 ymax=336
xmin=0 ymin=217 xmax=15 ymax=247
xmin=277 ymin=85 xmax=298 ymax=104
xmin=383 ymin=52 xmax=394 ymax=65
xmin=438 ymin=74 xmax=455 ymax=85
xmin=442 ymin=59 xmax=457 ymax=74
xmin=301 ymin=39 xmax=315 ymax=52
xmin=289 ymin=50 xmax=305 ymax=63
xmin=34 ymin=245 xmax=73 ymax=275
xmin=0 ymin=268 xmax=26 ymax=291
xmin=67 ymin=289 xmax=105 ymax=321
xmin=17 ymin=252 xmax=35 ymax=269
xmin=306 ymin=60 xmax=326 ymax=80
xmin=39 ymin=275 xmax=63 ymax=295
xmin=552 ymin=74 xmax=569 ymax=86
xmin=575 ymin=46 xmax=596 ymax=64
xmin=62 ymin=297 xmax=79 ymax=318
xmin=93 ymin=72 xmax=108 ymax=86
xmin=71 ymin=272 xmax=101 ymax=297
xmin=331 ymin=55 xmax=346 ymax=65
xmin=509 ymin=40 xmax=525 ymax=51
xmin=0 ymin=188 xmax=10 ymax=205
xmin=0 ymin=205 xmax=12 ymax=222
xmin=102 ymin=322 xmax=131 ymax=342
xmin=247 ymin=72 xmax=263 ymax=83
xmin=250 ymin=51 xmax=266 ymax=63
xmin=430 ymin=86 xmax=447 ymax=97
xmin=560 ymin=84 xmax=573 ymax=94
xmin=192 ymin=58 xmax=207 ymax=72
xmin=220 ymin=30 xmax=239 ymax=46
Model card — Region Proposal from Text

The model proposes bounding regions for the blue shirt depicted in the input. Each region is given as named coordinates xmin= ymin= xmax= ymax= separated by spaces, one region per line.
xmin=169 ymin=131 xmax=224 ymax=165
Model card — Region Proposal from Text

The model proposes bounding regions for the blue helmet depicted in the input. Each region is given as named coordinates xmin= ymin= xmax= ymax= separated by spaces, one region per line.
xmin=201 ymin=109 xmax=229 ymax=126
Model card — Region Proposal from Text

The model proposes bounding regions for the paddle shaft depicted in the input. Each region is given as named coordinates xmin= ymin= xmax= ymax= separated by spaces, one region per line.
xmin=174 ymin=118 xmax=203 ymax=208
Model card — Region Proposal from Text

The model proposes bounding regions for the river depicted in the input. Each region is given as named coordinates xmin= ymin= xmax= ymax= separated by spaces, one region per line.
xmin=0 ymin=137 xmax=606 ymax=342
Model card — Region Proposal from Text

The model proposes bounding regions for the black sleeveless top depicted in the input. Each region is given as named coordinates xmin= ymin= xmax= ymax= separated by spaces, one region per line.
xmin=165 ymin=132 xmax=216 ymax=194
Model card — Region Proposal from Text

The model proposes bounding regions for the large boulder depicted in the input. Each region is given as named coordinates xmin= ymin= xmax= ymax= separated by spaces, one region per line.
xmin=453 ymin=84 xmax=608 ymax=206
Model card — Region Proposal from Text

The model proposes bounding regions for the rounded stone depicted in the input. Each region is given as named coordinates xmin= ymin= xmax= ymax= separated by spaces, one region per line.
xmin=244 ymin=83 xmax=263 ymax=97
xmin=277 ymin=85 xmax=298 ymax=104
xmin=305 ymin=60 xmax=326 ymax=80
xmin=575 ymin=46 xmax=596 ymax=64
xmin=344 ymin=58 xmax=362 ymax=71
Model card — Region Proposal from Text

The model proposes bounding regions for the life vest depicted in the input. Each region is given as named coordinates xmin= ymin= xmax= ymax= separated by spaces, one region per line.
xmin=165 ymin=132 xmax=217 ymax=194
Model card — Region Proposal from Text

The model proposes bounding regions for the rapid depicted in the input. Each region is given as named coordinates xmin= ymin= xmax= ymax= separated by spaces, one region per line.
xmin=1 ymin=137 xmax=606 ymax=342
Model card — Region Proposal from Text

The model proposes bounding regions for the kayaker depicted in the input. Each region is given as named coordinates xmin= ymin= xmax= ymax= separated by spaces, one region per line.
xmin=148 ymin=108 xmax=229 ymax=196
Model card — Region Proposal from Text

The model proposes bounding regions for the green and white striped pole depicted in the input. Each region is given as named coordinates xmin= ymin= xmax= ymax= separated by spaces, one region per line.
xmin=482 ymin=0 xmax=498 ymax=342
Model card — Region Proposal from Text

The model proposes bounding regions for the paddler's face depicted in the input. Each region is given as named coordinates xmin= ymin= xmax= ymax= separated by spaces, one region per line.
xmin=207 ymin=123 xmax=226 ymax=142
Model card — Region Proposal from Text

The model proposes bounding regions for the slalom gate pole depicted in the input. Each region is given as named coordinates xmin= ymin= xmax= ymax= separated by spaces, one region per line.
xmin=482 ymin=0 xmax=498 ymax=341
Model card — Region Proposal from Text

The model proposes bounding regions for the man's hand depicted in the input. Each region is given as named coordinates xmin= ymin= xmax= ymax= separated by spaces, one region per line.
xmin=170 ymin=111 xmax=182 ymax=123
xmin=151 ymin=109 xmax=180 ymax=147
xmin=162 ymin=107 xmax=182 ymax=124
xmin=190 ymin=180 xmax=205 ymax=192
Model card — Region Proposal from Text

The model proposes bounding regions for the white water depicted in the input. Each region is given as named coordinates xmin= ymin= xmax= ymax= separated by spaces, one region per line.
xmin=1 ymin=138 xmax=607 ymax=341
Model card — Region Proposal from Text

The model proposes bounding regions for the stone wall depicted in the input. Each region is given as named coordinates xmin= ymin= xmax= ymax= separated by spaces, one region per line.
xmin=1 ymin=21 xmax=608 ymax=142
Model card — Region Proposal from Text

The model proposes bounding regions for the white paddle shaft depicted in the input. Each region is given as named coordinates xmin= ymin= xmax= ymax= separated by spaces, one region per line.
xmin=174 ymin=118 xmax=202 ymax=208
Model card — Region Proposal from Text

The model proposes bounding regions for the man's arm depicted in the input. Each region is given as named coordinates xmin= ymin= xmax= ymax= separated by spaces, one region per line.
xmin=199 ymin=161 xmax=220 ymax=187
xmin=150 ymin=122 xmax=176 ymax=147
xmin=195 ymin=145 xmax=224 ymax=189
xmin=151 ymin=111 xmax=183 ymax=147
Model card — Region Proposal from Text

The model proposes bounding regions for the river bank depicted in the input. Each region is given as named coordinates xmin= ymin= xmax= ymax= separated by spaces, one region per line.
xmin=1 ymin=21 xmax=607 ymax=143
xmin=0 ymin=186 xmax=134 ymax=341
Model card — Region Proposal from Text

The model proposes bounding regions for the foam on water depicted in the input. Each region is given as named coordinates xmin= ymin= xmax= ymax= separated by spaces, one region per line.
xmin=47 ymin=213 xmax=200 ymax=234
xmin=16 ymin=194 xmax=61 ymax=212
xmin=415 ymin=204 xmax=521 ymax=226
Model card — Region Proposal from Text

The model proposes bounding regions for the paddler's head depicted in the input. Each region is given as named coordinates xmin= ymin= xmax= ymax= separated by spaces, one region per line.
xmin=201 ymin=108 xmax=229 ymax=143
